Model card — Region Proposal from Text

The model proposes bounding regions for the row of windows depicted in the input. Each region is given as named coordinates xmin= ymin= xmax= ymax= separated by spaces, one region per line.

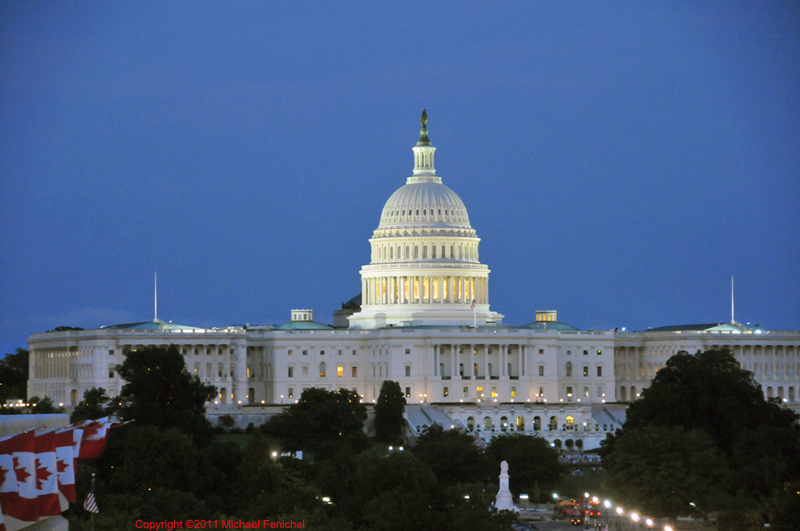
xmin=565 ymin=385 xmax=606 ymax=398
xmin=287 ymin=363 xmax=358 ymax=378
xmin=374 ymin=242 xmax=477 ymax=261
xmin=384 ymin=207 xmax=465 ymax=221
xmin=288 ymin=349 xmax=358 ymax=356
xmin=565 ymin=362 xmax=603 ymax=377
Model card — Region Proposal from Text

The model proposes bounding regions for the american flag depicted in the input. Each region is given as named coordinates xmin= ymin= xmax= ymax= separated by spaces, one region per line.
xmin=470 ymin=299 xmax=476 ymax=310
xmin=83 ymin=488 xmax=99 ymax=514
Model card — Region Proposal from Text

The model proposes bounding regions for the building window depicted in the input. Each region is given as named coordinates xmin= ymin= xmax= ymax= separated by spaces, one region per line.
xmin=405 ymin=365 xmax=411 ymax=377
xmin=539 ymin=348 xmax=544 ymax=355
xmin=566 ymin=386 xmax=573 ymax=396
xmin=338 ymin=350 xmax=342 ymax=356
xmin=302 ymin=350 xmax=308 ymax=356
xmin=109 ymin=369 xmax=114 ymax=378
xmin=352 ymin=350 xmax=356 ymax=356
xmin=319 ymin=362 xmax=326 ymax=378
xmin=302 ymin=366 xmax=308 ymax=378
xmin=352 ymin=366 xmax=357 ymax=377
xmin=288 ymin=349 xmax=293 ymax=356
xmin=566 ymin=362 xmax=573 ymax=377
xmin=320 ymin=350 xmax=325 ymax=356
xmin=583 ymin=350 xmax=588 ymax=356
xmin=597 ymin=366 xmax=603 ymax=377
xmin=405 ymin=348 xmax=411 ymax=355
xmin=463 ymin=386 xmax=469 ymax=397
xmin=491 ymin=387 xmax=497 ymax=398
xmin=534 ymin=416 xmax=541 ymax=430
xmin=566 ymin=416 xmax=575 ymax=429
xmin=583 ymin=366 xmax=589 ymax=377
xmin=443 ymin=387 xmax=449 ymax=398
xmin=597 ymin=349 xmax=602 ymax=355
xmin=539 ymin=386 xmax=544 ymax=396
xmin=549 ymin=416 xmax=557 ymax=430
xmin=337 ymin=366 xmax=344 ymax=378
xmin=567 ymin=350 xmax=571 ymax=355
xmin=477 ymin=386 xmax=484 ymax=399
xmin=247 ymin=367 xmax=251 ymax=378
xmin=405 ymin=387 xmax=411 ymax=398
xmin=597 ymin=385 xmax=604 ymax=397
xmin=538 ymin=365 xmax=544 ymax=377
xmin=288 ymin=388 xmax=294 ymax=399
xmin=584 ymin=386 xmax=589 ymax=397
xmin=288 ymin=366 xmax=294 ymax=378
xmin=511 ymin=386 xmax=516 ymax=398
xmin=109 ymin=349 xmax=114 ymax=356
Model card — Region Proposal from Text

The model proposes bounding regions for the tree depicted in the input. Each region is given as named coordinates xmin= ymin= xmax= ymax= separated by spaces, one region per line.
xmin=0 ymin=348 xmax=28 ymax=400
xmin=619 ymin=349 xmax=797 ymax=457
xmin=115 ymin=345 xmax=216 ymax=444
xmin=264 ymin=387 xmax=369 ymax=460
xmin=29 ymin=396 xmax=65 ymax=414
xmin=601 ymin=348 xmax=800 ymax=528
xmin=485 ymin=433 xmax=562 ymax=495
xmin=604 ymin=426 xmax=729 ymax=522
xmin=373 ymin=380 xmax=406 ymax=445
xmin=411 ymin=424 xmax=489 ymax=485
xmin=71 ymin=387 xmax=114 ymax=422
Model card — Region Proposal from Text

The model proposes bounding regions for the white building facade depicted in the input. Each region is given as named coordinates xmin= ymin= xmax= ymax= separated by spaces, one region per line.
xmin=26 ymin=114 xmax=800 ymax=450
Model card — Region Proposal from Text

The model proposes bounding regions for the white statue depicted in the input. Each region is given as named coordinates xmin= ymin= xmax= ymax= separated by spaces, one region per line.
xmin=495 ymin=460 xmax=520 ymax=512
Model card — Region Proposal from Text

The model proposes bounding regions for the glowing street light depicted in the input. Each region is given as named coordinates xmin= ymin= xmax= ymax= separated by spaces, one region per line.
xmin=631 ymin=513 xmax=640 ymax=522
xmin=664 ymin=526 xmax=673 ymax=531
xmin=616 ymin=507 xmax=624 ymax=515
xmin=645 ymin=518 xmax=654 ymax=527
xmin=604 ymin=501 xmax=612 ymax=509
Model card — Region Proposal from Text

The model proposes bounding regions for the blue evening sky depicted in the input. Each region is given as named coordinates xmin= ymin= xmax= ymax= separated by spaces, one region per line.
xmin=1 ymin=2 xmax=798 ymax=355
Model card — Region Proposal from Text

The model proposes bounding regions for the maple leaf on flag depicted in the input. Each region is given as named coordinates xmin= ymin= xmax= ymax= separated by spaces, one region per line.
xmin=0 ymin=463 xmax=7 ymax=486
xmin=36 ymin=458 xmax=52 ymax=490
xmin=56 ymin=458 xmax=69 ymax=474
xmin=13 ymin=456 xmax=30 ymax=484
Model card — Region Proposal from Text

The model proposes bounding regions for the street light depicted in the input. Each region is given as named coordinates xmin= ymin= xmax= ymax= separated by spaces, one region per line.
xmin=645 ymin=519 xmax=654 ymax=527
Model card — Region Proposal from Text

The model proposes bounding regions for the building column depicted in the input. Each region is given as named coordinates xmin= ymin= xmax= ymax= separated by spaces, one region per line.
xmin=233 ymin=340 xmax=247 ymax=405
xmin=469 ymin=345 xmax=475 ymax=379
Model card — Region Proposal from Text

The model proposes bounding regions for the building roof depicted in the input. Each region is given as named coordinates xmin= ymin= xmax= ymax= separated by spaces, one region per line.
xmin=342 ymin=294 xmax=362 ymax=308
xmin=100 ymin=319 xmax=202 ymax=330
xmin=641 ymin=321 xmax=762 ymax=333
xmin=273 ymin=320 xmax=333 ymax=330
xmin=520 ymin=321 xmax=581 ymax=332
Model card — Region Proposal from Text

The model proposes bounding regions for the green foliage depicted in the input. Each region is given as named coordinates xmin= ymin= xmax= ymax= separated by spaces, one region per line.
xmin=218 ymin=414 xmax=235 ymax=427
xmin=604 ymin=425 xmax=728 ymax=519
xmin=0 ymin=348 xmax=28 ymax=400
xmin=412 ymin=424 xmax=489 ymax=485
xmin=373 ymin=380 xmax=406 ymax=445
xmin=29 ymin=395 xmax=65 ymax=414
xmin=264 ymin=387 xmax=369 ymax=460
xmin=71 ymin=387 xmax=114 ymax=422
xmin=485 ymin=433 xmax=563 ymax=495
xmin=116 ymin=345 xmax=216 ymax=444
xmin=602 ymin=348 xmax=800 ymax=527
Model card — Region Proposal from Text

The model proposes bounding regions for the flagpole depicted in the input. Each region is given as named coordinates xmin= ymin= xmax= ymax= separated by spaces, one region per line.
xmin=90 ymin=473 xmax=96 ymax=531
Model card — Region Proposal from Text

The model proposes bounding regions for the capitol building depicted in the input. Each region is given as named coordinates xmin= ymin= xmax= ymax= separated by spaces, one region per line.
xmin=27 ymin=113 xmax=800 ymax=451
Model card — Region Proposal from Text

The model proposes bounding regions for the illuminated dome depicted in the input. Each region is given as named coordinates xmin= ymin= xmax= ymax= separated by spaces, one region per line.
xmin=348 ymin=111 xmax=503 ymax=329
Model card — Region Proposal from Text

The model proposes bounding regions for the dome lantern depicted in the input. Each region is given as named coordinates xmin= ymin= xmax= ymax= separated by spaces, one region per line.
xmin=411 ymin=109 xmax=437 ymax=180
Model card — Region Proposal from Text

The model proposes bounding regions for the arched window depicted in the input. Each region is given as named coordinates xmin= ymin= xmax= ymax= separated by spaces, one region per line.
xmin=533 ymin=416 xmax=541 ymax=430
xmin=467 ymin=416 xmax=475 ymax=431
xmin=248 ymin=388 xmax=255 ymax=404
xmin=389 ymin=247 xmax=393 ymax=259
xmin=619 ymin=387 xmax=627 ymax=401
xmin=575 ymin=440 xmax=583 ymax=450
xmin=549 ymin=416 xmax=557 ymax=430
xmin=405 ymin=246 xmax=410 ymax=259
xmin=432 ymin=246 xmax=437 ymax=258
xmin=566 ymin=362 xmax=573 ymax=377
xmin=630 ymin=386 xmax=637 ymax=399
xmin=441 ymin=245 xmax=446 ymax=258
xmin=220 ymin=387 xmax=227 ymax=404
xmin=565 ymin=439 xmax=574 ymax=450
xmin=414 ymin=246 xmax=419 ymax=259
xmin=483 ymin=416 xmax=492 ymax=429
xmin=566 ymin=416 xmax=575 ymax=430
xmin=70 ymin=389 xmax=78 ymax=406
xmin=319 ymin=362 xmax=326 ymax=378
xmin=553 ymin=439 xmax=562 ymax=450
xmin=423 ymin=246 xmax=428 ymax=259
xmin=516 ymin=416 xmax=524 ymax=431
xmin=500 ymin=416 xmax=509 ymax=432
xmin=450 ymin=246 xmax=454 ymax=258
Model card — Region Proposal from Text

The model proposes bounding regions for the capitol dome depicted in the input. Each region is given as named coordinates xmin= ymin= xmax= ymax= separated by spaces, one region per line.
xmin=378 ymin=181 xmax=471 ymax=230
xmin=348 ymin=111 xmax=503 ymax=329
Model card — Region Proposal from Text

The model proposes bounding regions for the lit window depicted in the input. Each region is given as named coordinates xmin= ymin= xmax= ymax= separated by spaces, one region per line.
xmin=319 ymin=362 xmax=326 ymax=378
xmin=288 ymin=388 xmax=294 ymax=399
xmin=352 ymin=366 xmax=357 ymax=377
xmin=597 ymin=349 xmax=602 ymax=355
xmin=584 ymin=387 xmax=589 ymax=397
xmin=443 ymin=387 xmax=449 ymax=398
xmin=405 ymin=387 xmax=411 ymax=398
xmin=583 ymin=366 xmax=589 ymax=377
xmin=511 ymin=386 xmax=516 ymax=398
xmin=566 ymin=386 xmax=573 ymax=396
xmin=288 ymin=350 xmax=294 ymax=356
xmin=491 ymin=387 xmax=497 ymax=398
xmin=337 ymin=366 xmax=344 ymax=378
xmin=539 ymin=365 xmax=544 ymax=377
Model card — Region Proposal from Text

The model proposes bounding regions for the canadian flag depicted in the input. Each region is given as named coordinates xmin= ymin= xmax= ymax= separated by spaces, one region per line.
xmin=78 ymin=419 xmax=112 ymax=459
xmin=33 ymin=431 xmax=60 ymax=517
xmin=0 ymin=430 xmax=38 ymax=523
xmin=54 ymin=427 xmax=82 ymax=509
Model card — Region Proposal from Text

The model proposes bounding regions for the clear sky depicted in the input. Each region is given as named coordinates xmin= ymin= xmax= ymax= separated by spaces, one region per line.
xmin=1 ymin=2 xmax=798 ymax=355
